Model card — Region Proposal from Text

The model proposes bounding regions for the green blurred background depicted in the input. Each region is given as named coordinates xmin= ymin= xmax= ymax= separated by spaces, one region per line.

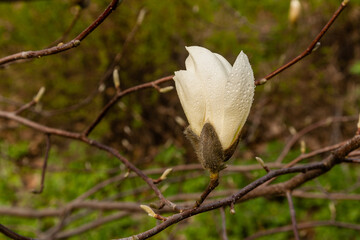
xmin=0 ymin=0 xmax=360 ymax=239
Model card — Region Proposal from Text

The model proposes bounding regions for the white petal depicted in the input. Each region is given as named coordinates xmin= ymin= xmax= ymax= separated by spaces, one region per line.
xmin=220 ymin=51 xmax=255 ymax=149
xmin=185 ymin=49 xmax=196 ymax=72
xmin=185 ymin=46 xmax=230 ymax=135
xmin=214 ymin=53 xmax=232 ymax=74
xmin=174 ymin=70 xmax=206 ymax=136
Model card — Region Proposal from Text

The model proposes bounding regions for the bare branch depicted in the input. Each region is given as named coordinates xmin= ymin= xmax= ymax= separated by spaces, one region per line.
xmin=0 ymin=224 xmax=37 ymax=240
xmin=244 ymin=220 xmax=360 ymax=240
xmin=118 ymin=135 xmax=360 ymax=239
xmin=286 ymin=191 xmax=300 ymax=240
xmin=292 ymin=190 xmax=360 ymax=201
xmin=276 ymin=115 xmax=357 ymax=163
xmin=255 ymin=0 xmax=349 ymax=84
xmin=83 ymin=75 xmax=174 ymax=136
xmin=220 ymin=207 xmax=228 ymax=240
xmin=32 ymin=134 xmax=51 ymax=194
xmin=0 ymin=0 xmax=122 ymax=66
xmin=195 ymin=173 xmax=219 ymax=207
xmin=54 ymin=212 xmax=128 ymax=239
xmin=0 ymin=110 xmax=178 ymax=211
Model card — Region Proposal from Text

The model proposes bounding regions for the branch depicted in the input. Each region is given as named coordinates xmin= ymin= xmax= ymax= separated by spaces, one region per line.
xmin=53 ymin=212 xmax=129 ymax=239
xmin=255 ymin=0 xmax=349 ymax=85
xmin=32 ymin=134 xmax=51 ymax=194
xmin=118 ymin=135 xmax=360 ymax=239
xmin=0 ymin=110 xmax=177 ymax=210
xmin=244 ymin=220 xmax=360 ymax=240
xmin=286 ymin=191 xmax=300 ymax=240
xmin=292 ymin=190 xmax=360 ymax=201
xmin=108 ymin=0 xmax=351 ymax=93
xmin=0 ymin=0 xmax=122 ymax=66
xmin=219 ymin=207 xmax=228 ymax=240
xmin=83 ymin=75 xmax=174 ymax=136
xmin=0 ymin=224 xmax=37 ymax=240
xmin=0 ymin=201 xmax=141 ymax=218
xmin=275 ymin=115 xmax=357 ymax=163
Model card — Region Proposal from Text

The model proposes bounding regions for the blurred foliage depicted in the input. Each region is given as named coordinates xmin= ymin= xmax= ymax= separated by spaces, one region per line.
xmin=0 ymin=0 xmax=360 ymax=239
xmin=350 ymin=61 xmax=360 ymax=75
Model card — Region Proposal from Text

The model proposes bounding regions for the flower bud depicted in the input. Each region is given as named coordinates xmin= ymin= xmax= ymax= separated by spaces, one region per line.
xmin=174 ymin=46 xmax=255 ymax=173
xmin=289 ymin=0 xmax=301 ymax=24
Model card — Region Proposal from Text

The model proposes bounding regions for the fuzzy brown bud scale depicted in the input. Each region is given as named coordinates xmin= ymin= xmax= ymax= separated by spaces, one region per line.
xmin=185 ymin=123 xmax=239 ymax=174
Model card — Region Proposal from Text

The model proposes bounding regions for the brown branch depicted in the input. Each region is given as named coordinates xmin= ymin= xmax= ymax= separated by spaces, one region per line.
xmin=118 ymin=134 xmax=360 ymax=239
xmin=244 ymin=220 xmax=360 ymax=240
xmin=0 ymin=0 xmax=122 ymax=66
xmin=286 ymin=191 xmax=300 ymax=240
xmin=3 ymin=187 xmax=360 ymax=219
xmin=14 ymin=100 xmax=36 ymax=115
xmin=292 ymin=190 xmax=360 ymax=201
xmin=75 ymin=173 xmax=127 ymax=201
xmin=0 ymin=154 xmax=357 ymax=236
xmin=0 ymin=1 xmax=352 ymax=238
xmin=219 ymin=207 xmax=228 ymax=240
xmin=113 ymin=0 xmax=348 ymax=93
xmin=284 ymin=141 xmax=346 ymax=168
xmin=255 ymin=0 xmax=349 ymax=85
xmin=32 ymin=134 xmax=51 ymax=194
xmin=87 ymin=140 xmax=177 ymax=210
xmin=0 ymin=224 xmax=37 ymax=240
xmin=276 ymin=115 xmax=357 ymax=163
xmin=53 ymin=212 xmax=128 ymax=239
xmin=0 ymin=110 xmax=177 ymax=210
xmin=39 ymin=173 xmax=128 ymax=237
xmin=342 ymin=158 xmax=360 ymax=164
xmin=195 ymin=173 xmax=219 ymax=207
xmin=0 ymin=201 xmax=141 ymax=218
xmin=83 ymin=75 xmax=174 ymax=136
xmin=0 ymin=111 xmax=81 ymax=139
xmin=260 ymin=140 xmax=346 ymax=188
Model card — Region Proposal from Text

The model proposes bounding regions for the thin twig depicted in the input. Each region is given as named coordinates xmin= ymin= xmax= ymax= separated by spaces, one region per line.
xmin=286 ymin=191 xmax=300 ymax=240
xmin=76 ymin=173 xmax=128 ymax=201
xmin=53 ymin=212 xmax=129 ymax=239
xmin=43 ymin=210 xmax=71 ymax=240
xmin=0 ymin=0 xmax=122 ymax=66
xmin=195 ymin=174 xmax=219 ymax=207
xmin=244 ymin=220 xmax=360 ymax=240
xmin=83 ymin=75 xmax=174 ymax=136
xmin=0 ymin=201 xmax=141 ymax=218
xmin=292 ymin=190 xmax=360 ymax=201
xmin=32 ymin=134 xmax=51 ymax=194
xmin=276 ymin=115 xmax=357 ymax=163
xmin=14 ymin=100 xmax=36 ymax=115
xmin=255 ymin=0 xmax=349 ymax=84
xmin=284 ymin=141 xmax=346 ymax=168
xmin=220 ymin=207 xmax=228 ymax=240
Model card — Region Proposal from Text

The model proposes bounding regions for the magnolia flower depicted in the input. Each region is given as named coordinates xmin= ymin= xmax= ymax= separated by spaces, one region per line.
xmin=174 ymin=46 xmax=254 ymax=174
